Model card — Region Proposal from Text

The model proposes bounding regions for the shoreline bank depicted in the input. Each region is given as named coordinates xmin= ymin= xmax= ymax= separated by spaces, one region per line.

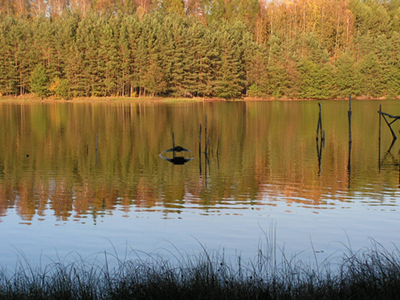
xmin=0 ymin=95 xmax=397 ymax=103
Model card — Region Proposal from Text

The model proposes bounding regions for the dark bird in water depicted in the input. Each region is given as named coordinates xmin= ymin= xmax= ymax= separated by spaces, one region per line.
xmin=161 ymin=156 xmax=194 ymax=165
xmin=163 ymin=146 xmax=190 ymax=153
xmin=159 ymin=144 xmax=194 ymax=165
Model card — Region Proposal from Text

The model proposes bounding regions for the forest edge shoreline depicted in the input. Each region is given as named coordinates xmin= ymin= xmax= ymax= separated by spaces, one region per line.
xmin=1 ymin=95 xmax=398 ymax=103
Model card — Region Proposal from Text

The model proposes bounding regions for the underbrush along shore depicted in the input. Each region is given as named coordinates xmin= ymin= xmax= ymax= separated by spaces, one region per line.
xmin=0 ymin=241 xmax=399 ymax=300
xmin=0 ymin=95 xmax=397 ymax=103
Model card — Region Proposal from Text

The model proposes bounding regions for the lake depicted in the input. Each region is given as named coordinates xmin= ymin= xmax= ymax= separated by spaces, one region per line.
xmin=0 ymin=100 xmax=399 ymax=269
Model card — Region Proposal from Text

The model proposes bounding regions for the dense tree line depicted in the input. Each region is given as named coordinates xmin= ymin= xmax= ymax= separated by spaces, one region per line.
xmin=1 ymin=0 xmax=400 ymax=99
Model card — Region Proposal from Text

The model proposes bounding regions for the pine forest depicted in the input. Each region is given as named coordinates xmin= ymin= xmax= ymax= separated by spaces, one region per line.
xmin=1 ymin=0 xmax=400 ymax=99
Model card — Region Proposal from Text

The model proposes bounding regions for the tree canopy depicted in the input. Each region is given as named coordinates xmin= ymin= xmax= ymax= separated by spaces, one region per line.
xmin=1 ymin=0 xmax=400 ymax=99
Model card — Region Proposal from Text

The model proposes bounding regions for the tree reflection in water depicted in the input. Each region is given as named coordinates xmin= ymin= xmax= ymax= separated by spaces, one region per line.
xmin=0 ymin=100 xmax=399 ymax=222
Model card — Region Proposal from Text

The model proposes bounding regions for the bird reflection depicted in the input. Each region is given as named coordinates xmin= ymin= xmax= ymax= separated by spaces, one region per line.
xmin=159 ymin=155 xmax=194 ymax=165
xmin=159 ymin=145 xmax=194 ymax=165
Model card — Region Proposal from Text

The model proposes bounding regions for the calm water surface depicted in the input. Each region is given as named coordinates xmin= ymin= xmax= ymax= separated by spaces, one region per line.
xmin=0 ymin=100 xmax=399 ymax=268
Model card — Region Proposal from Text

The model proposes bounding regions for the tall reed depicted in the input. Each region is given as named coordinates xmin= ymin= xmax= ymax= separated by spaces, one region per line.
xmin=0 ymin=241 xmax=399 ymax=300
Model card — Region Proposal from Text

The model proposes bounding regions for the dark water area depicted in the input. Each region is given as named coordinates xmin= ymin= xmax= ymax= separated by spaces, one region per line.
xmin=0 ymin=100 xmax=399 ymax=268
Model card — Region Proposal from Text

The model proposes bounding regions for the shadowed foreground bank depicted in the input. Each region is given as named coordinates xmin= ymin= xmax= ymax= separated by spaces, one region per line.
xmin=0 ymin=242 xmax=399 ymax=300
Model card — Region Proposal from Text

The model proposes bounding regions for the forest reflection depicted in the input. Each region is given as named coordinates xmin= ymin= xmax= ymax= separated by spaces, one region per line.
xmin=0 ymin=101 xmax=398 ymax=223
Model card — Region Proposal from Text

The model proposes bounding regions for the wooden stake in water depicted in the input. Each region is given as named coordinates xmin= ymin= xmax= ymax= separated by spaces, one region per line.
xmin=379 ymin=104 xmax=382 ymax=170
xmin=316 ymin=103 xmax=323 ymax=141
xmin=348 ymin=95 xmax=352 ymax=144
xmin=199 ymin=124 xmax=202 ymax=157
xmin=316 ymin=103 xmax=324 ymax=176
xmin=317 ymin=103 xmax=326 ymax=142
xmin=347 ymin=95 xmax=352 ymax=188
xmin=199 ymin=124 xmax=202 ymax=175
xmin=204 ymin=115 xmax=208 ymax=155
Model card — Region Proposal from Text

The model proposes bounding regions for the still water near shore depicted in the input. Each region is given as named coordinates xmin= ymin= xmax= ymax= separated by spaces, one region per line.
xmin=0 ymin=100 xmax=399 ymax=268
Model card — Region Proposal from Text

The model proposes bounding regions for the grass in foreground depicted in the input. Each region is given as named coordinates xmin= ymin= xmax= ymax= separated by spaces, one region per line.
xmin=0 ymin=242 xmax=399 ymax=300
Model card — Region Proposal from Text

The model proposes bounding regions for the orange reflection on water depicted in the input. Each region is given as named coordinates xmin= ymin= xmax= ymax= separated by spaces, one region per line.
xmin=0 ymin=101 xmax=399 ymax=223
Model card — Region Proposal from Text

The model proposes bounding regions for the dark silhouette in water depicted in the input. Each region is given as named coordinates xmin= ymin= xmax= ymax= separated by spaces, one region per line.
xmin=159 ymin=155 xmax=194 ymax=165
xmin=163 ymin=146 xmax=190 ymax=153
xmin=316 ymin=103 xmax=325 ymax=176
xmin=159 ymin=145 xmax=194 ymax=165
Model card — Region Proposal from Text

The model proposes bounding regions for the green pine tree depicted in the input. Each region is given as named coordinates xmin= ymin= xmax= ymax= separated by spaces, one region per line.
xmin=122 ymin=14 xmax=142 ymax=96
xmin=98 ymin=17 xmax=120 ymax=96
xmin=215 ymin=38 xmax=243 ymax=99
xmin=141 ymin=59 xmax=167 ymax=96
xmin=183 ymin=20 xmax=218 ymax=97
xmin=388 ymin=31 xmax=400 ymax=97
xmin=0 ymin=16 xmax=19 ymax=95
xmin=247 ymin=47 xmax=268 ymax=97
xmin=298 ymin=58 xmax=334 ymax=99
xmin=334 ymin=51 xmax=361 ymax=98
xmin=30 ymin=65 xmax=49 ymax=99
